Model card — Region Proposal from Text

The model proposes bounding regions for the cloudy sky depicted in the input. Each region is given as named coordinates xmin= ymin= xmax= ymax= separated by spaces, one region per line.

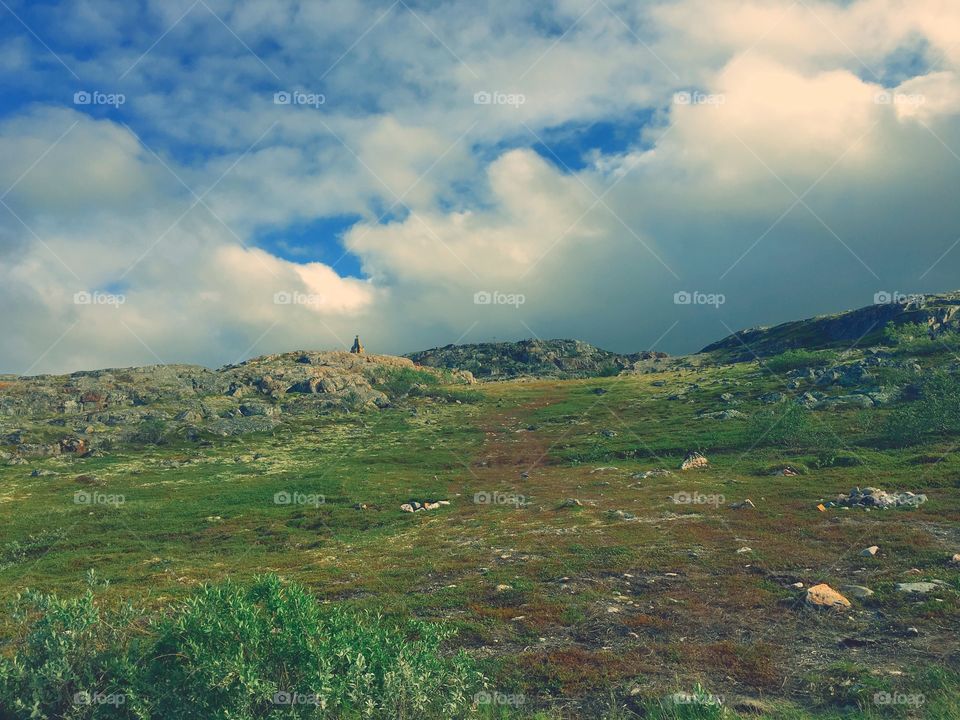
xmin=1 ymin=0 xmax=959 ymax=374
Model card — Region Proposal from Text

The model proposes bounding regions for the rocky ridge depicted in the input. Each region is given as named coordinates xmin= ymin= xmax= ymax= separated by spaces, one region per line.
xmin=406 ymin=339 xmax=667 ymax=380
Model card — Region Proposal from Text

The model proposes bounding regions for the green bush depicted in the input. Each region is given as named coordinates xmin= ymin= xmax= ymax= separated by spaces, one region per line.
xmin=885 ymin=371 xmax=960 ymax=445
xmin=0 ymin=575 xmax=484 ymax=720
xmin=882 ymin=322 xmax=960 ymax=356
xmin=746 ymin=404 xmax=823 ymax=450
xmin=764 ymin=349 xmax=837 ymax=373
xmin=0 ymin=589 xmax=143 ymax=719
xmin=369 ymin=367 xmax=441 ymax=399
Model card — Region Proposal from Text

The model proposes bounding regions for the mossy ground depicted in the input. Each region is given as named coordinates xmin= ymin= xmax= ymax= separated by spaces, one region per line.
xmin=1 ymin=357 xmax=958 ymax=718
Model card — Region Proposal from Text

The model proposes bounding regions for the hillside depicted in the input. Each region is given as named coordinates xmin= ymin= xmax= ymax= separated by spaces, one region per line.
xmin=702 ymin=291 xmax=960 ymax=360
xmin=407 ymin=338 xmax=668 ymax=380
xmin=2 ymin=297 xmax=960 ymax=719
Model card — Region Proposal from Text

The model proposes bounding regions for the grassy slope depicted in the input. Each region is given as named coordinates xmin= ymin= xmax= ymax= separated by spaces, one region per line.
xmin=1 ymin=359 xmax=959 ymax=718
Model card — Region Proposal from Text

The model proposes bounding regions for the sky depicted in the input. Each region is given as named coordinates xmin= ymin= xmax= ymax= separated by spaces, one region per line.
xmin=1 ymin=0 xmax=959 ymax=374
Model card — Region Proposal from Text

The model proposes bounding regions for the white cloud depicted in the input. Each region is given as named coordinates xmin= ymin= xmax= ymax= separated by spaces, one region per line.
xmin=2 ymin=0 xmax=960 ymax=373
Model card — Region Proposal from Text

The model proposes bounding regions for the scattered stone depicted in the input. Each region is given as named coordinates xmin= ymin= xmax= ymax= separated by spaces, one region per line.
xmin=30 ymin=469 xmax=58 ymax=477
xmin=736 ymin=547 xmax=752 ymax=554
xmin=896 ymin=581 xmax=946 ymax=595
xmin=590 ymin=466 xmax=619 ymax=473
xmin=759 ymin=391 xmax=786 ymax=404
xmin=730 ymin=499 xmax=755 ymax=510
xmin=951 ymin=553 xmax=960 ymax=565
xmin=824 ymin=487 xmax=927 ymax=510
xmin=495 ymin=584 xmax=512 ymax=592
xmin=633 ymin=469 xmax=673 ymax=479
xmin=772 ymin=466 xmax=800 ymax=477
xmin=790 ymin=582 xmax=804 ymax=589
xmin=841 ymin=585 xmax=875 ymax=599
xmin=680 ymin=451 xmax=708 ymax=471
xmin=609 ymin=509 xmax=638 ymax=521
xmin=906 ymin=627 xmax=920 ymax=637
xmin=860 ymin=545 xmax=879 ymax=557
xmin=560 ymin=498 xmax=584 ymax=508
xmin=805 ymin=583 xmax=851 ymax=610
xmin=400 ymin=498 xmax=449 ymax=513
xmin=699 ymin=409 xmax=746 ymax=420
xmin=600 ymin=429 xmax=618 ymax=438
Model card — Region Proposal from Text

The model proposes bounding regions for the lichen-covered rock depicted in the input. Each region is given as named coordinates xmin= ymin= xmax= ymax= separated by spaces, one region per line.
xmin=680 ymin=452 xmax=709 ymax=470
xmin=805 ymin=583 xmax=851 ymax=609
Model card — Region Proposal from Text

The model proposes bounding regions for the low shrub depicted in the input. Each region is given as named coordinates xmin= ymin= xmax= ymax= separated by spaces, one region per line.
xmin=764 ymin=349 xmax=838 ymax=373
xmin=0 ymin=575 xmax=484 ymax=720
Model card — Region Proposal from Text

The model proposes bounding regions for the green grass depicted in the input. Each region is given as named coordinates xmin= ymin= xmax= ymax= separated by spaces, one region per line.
xmin=1 ymin=352 xmax=959 ymax=718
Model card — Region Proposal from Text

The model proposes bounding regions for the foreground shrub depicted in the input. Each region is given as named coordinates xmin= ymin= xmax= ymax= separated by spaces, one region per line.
xmin=0 ymin=589 xmax=143 ymax=719
xmin=0 ymin=575 xmax=484 ymax=720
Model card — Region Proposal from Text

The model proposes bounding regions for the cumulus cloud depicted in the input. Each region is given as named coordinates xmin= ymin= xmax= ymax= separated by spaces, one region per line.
xmin=1 ymin=0 xmax=960 ymax=373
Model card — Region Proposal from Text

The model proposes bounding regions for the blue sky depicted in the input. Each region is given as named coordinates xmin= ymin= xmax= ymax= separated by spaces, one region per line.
xmin=1 ymin=0 xmax=959 ymax=373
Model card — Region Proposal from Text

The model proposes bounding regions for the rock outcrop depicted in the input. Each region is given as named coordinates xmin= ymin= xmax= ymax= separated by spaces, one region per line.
xmin=406 ymin=339 xmax=667 ymax=380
